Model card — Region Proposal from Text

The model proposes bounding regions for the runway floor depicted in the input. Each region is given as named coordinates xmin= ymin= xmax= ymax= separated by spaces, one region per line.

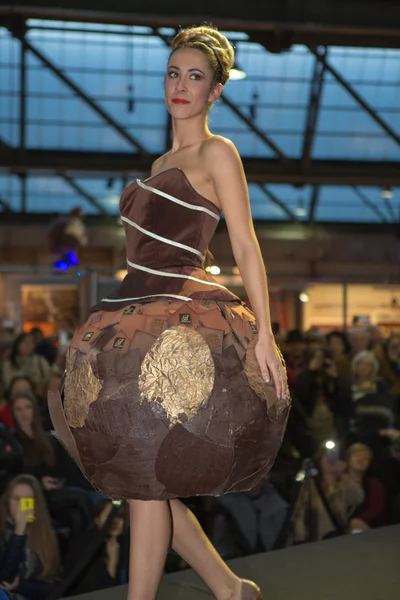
xmin=72 ymin=525 xmax=399 ymax=600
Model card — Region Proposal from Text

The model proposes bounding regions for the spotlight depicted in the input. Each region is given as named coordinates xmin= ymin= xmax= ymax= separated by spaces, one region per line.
xmin=54 ymin=260 xmax=70 ymax=271
xmin=209 ymin=265 xmax=221 ymax=276
xmin=325 ymin=440 xmax=336 ymax=450
xmin=66 ymin=250 xmax=79 ymax=266
xmin=299 ymin=292 xmax=309 ymax=303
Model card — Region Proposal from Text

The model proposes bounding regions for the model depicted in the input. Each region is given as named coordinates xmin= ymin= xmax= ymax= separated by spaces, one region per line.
xmin=49 ymin=25 xmax=291 ymax=600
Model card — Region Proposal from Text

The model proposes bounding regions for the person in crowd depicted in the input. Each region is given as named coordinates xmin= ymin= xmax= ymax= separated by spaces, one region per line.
xmin=0 ymin=380 xmax=13 ymax=430
xmin=64 ymin=500 xmax=129 ymax=596
xmin=0 ymin=474 xmax=60 ymax=599
xmin=283 ymin=329 xmax=307 ymax=388
xmin=377 ymin=334 xmax=400 ymax=404
xmin=6 ymin=377 xmax=35 ymax=401
xmin=292 ymin=444 xmax=364 ymax=543
xmin=0 ymin=425 xmax=23 ymax=496
xmin=29 ymin=327 xmax=58 ymax=367
xmin=350 ymin=350 xmax=396 ymax=444
xmin=10 ymin=391 xmax=94 ymax=544
xmin=2 ymin=334 xmax=52 ymax=401
xmin=210 ymin=480 xmax=288 ymax=559
xmin=348 ymin=327 xmax=370 ymax=357
xmin=292 ymin=346 xmax=352 ymax=449
xmin=345 ymin=443 xmax=388 ymax=530
xmin=326 ymin=331 xmax=352 ymax=380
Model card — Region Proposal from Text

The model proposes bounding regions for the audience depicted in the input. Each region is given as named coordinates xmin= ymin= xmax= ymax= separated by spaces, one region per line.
xmin=0 ymin=474 xmax=60 ymax=599
xmin=2 ymin=334 xmax=52 ymax=402
xmin=292 ymin=444 xmax=364 ymax=542
xmin=0 ymin=322 xmax=399 ymax=596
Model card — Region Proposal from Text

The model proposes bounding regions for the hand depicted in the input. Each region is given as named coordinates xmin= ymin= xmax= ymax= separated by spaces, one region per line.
xmin=350 ymin=518 xmax=369 ymax=531
xmin=0 ymin=575 xmax=20 ymax=591
xmin=255 ymin=335 xmax=288 ymax=399
xmin=106 ymin=537 xmax=119 ymax=557
xmin=379 ymin=429 xmax=400 ymax=441
xmin=324 ymin=358 xmax=338 ymax=379
xmin=41 ymin=476 xmax=63 ymax=491
xmin=14 ymin=504 xmax=34 ymax=535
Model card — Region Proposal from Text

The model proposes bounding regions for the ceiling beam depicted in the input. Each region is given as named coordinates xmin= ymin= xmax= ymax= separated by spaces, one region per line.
xmin=2 ymin=149 xmax=400 ymax=186
xmin=9 ymin=27 xmax=152 ymax=158
xmin=310 ymin=47 xmax=400 ymax=148
xmin=256 ymin=184 xmax=299 ymax=222
xmin=2 ymin=4 xmax=400 ymax=48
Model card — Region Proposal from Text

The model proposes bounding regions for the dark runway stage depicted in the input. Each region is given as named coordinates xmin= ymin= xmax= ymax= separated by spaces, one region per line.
xmin=72 ymin=525 xmax=399 ymax=600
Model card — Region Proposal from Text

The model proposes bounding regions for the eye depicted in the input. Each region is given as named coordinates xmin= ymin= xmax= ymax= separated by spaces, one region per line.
xmin=190 ymin=73 xmax=202 ymax=80
xmin=168 ymin=71 xmax=178 ymax=78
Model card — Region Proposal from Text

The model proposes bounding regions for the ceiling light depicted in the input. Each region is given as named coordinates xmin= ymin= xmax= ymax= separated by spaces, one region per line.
xmin=209 ymin=265 xmax=221 ymax=275
xmin=299 ymin=292 xmax=309 ymax=303
xmin=296 ymin=198 xmax=306 ymax=217
xmin=229 ymin=65 xmax=247 ymax=80
xmin=381 ymin=186 xmax=394 ymax=199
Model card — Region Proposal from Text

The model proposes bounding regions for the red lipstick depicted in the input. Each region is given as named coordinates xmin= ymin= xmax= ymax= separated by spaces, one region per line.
xmin=172 ymin=98 xmax=189 ymax=104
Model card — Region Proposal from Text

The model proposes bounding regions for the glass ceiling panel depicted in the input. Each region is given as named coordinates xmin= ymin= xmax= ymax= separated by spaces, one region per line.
xmin=1 ymin=24 xmax=400 ymax=221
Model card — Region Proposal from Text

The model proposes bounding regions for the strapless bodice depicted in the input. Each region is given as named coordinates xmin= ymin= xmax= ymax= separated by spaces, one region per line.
xmin=98 ymin=169 xmax=240 ymax=309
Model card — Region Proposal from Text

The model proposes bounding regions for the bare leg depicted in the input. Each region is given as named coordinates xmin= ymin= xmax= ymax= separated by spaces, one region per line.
xmin=127 ymin=499 xmax=172 ymax=600
xmin=170 ymin=499 xmax=242 ymax=600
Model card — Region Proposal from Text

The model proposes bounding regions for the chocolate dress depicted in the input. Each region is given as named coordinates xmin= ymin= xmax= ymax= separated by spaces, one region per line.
xmin=49 ymin=168 xmax=290 ymax=500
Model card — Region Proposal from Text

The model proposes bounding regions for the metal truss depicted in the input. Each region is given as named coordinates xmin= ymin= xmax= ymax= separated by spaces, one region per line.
xmin=1 ymin=13 xmax=399 ymax=220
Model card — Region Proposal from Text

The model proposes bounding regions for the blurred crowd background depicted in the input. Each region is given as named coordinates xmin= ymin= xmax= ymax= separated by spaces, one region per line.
xmin=0 ymin=320 xmax=399 ymax=598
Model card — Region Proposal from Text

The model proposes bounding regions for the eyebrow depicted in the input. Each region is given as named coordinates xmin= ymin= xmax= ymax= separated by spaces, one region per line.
xmin=168 ymin=66 xmax=205 ymax=75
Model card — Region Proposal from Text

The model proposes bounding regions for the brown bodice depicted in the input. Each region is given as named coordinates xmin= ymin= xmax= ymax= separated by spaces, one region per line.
xmin=98 ymin=168 xmax=240 ymax=309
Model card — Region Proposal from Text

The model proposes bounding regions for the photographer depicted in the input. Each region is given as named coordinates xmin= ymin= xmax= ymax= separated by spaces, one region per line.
xmin=293 ymin=347 xmax=352 ymax=450
xmin=292 ymin=444 xmax=364 ymax=543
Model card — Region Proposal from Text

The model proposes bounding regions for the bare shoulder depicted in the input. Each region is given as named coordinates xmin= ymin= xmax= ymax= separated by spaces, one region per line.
xmin=151 ymin=153 xmax=169 ymax=176
xmin=203 ymin=135 xmax=240 ymax=166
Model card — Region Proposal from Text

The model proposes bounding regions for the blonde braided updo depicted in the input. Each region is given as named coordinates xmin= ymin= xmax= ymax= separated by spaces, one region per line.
xmin=170 ymin=25 xmax=235 ymax=87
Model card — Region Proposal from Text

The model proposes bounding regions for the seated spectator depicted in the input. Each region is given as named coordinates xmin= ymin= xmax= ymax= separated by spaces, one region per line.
xmin=10 ymin=391 xmax=94 ymax=544
xmin=64 ymin=500 xmax=129 ymax=596
xmin=0 ymin=474 xmax=60 ymax=599
xmin=292 ymin=445 xmax=364 ymax=543
xmin=293 ymin=346 xmax=351 ymax=450
xmin=2 ymin=334 xmax=52 ymax=402
xmin=326 ymin=331 xmax=352 ymax=380
xmin=346 ymin=443 xmax=388 ymax=530
xmin=377 ymin=334 xmax=400 ymax=405
xmin=0 ymin=380 xmax=13 ymax=430
xmin=350 ymin=351 xmax=396 ymax=444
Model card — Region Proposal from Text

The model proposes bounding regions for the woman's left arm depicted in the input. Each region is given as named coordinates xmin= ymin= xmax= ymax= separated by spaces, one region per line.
xmin=206 ymin=137 xmax=287 ymax=399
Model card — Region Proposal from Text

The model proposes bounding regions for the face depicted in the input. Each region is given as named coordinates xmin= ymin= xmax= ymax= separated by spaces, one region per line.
xmin=13 ymin=397 xmax=34 ymax=428
xmin=8 ymin=483 xmax=34 ymax=521
xmin=165 ymin=48 xmax=222 ymax=119
xmin=388 ymin=337 xmax=400 ymax=359
xmin=328 ymin=335 xmax=345 ymax=356
xmin=350 ymin=331 xmax=369 ymax=353
xmin=354 ymin=358 xmax=374 ymax=381
xmin=348 ymin=450 xmax=371 ymax=473
xmin=18 ymin=335 xmax=35 ymax=357
xmin=109 ymin=514 xmax=124 ymax=538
